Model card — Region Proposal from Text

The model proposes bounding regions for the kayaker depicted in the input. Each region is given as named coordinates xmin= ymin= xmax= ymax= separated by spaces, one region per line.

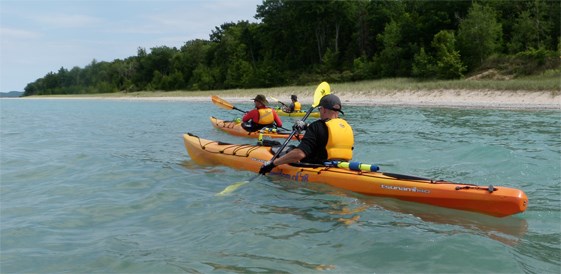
xmin=282 ymin=95 xmax=301 ymax=113
xmin=242 ymin=94 xmax=283 ymax=132
xmin=259 ymin=94 xmax=354 ymax=174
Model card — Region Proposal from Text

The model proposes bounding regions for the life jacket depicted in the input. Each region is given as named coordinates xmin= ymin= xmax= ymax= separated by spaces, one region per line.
xmin=257 ymin=108 xmax=274 ymax=125
xmin=293 ymin=101 xmax=301 ymax=111
xmin=325 ymin=118 xmax=353 ymax=161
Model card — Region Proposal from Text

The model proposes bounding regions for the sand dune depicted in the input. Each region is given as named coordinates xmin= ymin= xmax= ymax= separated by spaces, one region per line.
xmin=22 ymin=89 xmax=560 ymax=110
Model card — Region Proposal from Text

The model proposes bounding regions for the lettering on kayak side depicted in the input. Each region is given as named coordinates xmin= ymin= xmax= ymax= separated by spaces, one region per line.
xmin=250 ymin=158 xmax=309 ymax=183
xmin=270 ymin=170 xmax=309 ymax=183
xmin=380 ymin=184 xmax=431 ymax=194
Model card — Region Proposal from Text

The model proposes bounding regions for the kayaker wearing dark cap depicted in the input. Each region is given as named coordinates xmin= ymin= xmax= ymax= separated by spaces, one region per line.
xmin=242 ymin=94 xmax=283 ymax=132
xmin=259 ymin=94 xmax=354 ymax=174
xmin=283 ymin=94 xmax=301 ymax=113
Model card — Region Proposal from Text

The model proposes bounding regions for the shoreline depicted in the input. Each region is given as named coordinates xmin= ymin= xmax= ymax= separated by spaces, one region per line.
xmin=17 ymin=89 xmax=561 ymax=110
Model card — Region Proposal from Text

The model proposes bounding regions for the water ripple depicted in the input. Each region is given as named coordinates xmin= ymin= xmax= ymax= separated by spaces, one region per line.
xmin=1 ymin=100 xmax=559 ymax=273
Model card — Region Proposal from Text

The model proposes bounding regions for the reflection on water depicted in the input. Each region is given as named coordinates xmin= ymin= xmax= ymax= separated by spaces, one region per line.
xmin=208 ymin=251 xmax=336 ymax=272
xmin=266 ymin=178 xmax=528 ymax=246
xmin=365 ymin=197 xmax=528 ymax=246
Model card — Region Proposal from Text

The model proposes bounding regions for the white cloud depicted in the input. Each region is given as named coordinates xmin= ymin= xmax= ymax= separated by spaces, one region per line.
xmin=0 ymin=27 xmax=41 ymax=40
xmin=202 ymin=0 xmax=260 ymax=12
xmin=32 ymin=14 xmax=104 ymax=28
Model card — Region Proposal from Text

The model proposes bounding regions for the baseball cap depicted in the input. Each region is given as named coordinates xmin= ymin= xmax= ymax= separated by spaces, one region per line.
xmin=318 ymin=94 xmax=344 ymax=114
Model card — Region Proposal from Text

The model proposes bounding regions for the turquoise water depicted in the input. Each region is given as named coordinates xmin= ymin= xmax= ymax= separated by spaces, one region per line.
xmin=1 ymin=99 xmax=559 ymax=273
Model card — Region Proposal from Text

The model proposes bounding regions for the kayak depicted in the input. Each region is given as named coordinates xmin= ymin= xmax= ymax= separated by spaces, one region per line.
xmin=275 ymin=108 xmax=320 ymax=118
xmin=210 ymin=116 xmax=304 ymax=140
xmin=183 ymin=132 xmax=528 ymax=217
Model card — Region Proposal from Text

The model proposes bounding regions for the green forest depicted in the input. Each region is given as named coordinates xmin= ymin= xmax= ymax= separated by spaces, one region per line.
xmin=23 ymin=0 xmax=560 ymax=96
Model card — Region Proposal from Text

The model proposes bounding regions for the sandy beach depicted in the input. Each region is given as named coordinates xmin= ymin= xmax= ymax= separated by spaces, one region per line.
xmin=23 ymin=89 xmax=561 ymax=110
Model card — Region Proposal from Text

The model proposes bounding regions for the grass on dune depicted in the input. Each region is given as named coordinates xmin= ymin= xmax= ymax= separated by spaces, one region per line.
xmin=33 ymin=71 xmax=560 ymax=98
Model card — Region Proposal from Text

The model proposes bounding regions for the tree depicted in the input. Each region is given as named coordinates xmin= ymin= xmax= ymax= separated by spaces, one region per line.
xmin=375 ymin=20 xmax=406 ymax=77
xmin=508 ymin=11 xmax=534 ymax=53
xmin=431 ymin=30 xmax=466 ymax=79
xmin=457 ymin=3 xmax=502 ymax=70
xmin=178 ymin=39 xmax=212 ymax=89
xmin=507 ymin=0 xmax=552 ymax=54
xmin=412 ymin=47 xmax=435 ymax=78
xmin=208 ymin=21 xmax=257 ymax=89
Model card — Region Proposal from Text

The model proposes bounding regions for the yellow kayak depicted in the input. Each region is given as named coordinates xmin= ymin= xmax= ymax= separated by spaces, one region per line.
xmin=275 ymin=108 xmax=320 ymax=118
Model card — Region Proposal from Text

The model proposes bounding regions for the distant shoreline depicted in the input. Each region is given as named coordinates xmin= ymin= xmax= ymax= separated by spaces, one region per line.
xmin=19 ymin=89 xmax=561 ymax=110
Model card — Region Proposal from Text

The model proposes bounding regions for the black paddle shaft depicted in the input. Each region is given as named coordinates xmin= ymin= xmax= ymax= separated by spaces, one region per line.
xmin=250 ymin=107 xmax=313 ymax=182
xmin=270 ymin=106 xmax=315 ymax=161
xmin=233 ymin=107 xmax=246 ymax=114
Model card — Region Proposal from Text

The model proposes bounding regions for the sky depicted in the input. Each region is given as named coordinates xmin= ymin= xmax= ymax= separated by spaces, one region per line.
xmin=0 ymin=0 xmax=262 ymax=92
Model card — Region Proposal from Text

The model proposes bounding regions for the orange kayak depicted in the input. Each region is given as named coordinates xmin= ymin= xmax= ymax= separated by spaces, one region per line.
xmin=183 ymin=132 xmax=528 ymax=217
xmin=210 ymin=116 xmax=303 ymax=140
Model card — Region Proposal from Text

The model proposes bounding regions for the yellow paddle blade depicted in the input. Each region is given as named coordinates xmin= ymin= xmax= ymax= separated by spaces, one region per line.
xmin=211 ymin=95 xmax=234 ymax=110
xmin=312 ymin=82 xmax=331 ymax=107
xmin=215 ymin=181 xmax=249 ymax=196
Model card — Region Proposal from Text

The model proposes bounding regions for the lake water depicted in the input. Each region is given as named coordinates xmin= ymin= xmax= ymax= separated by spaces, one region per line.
xmin=1 ymin=98 xmax=559 ymax=273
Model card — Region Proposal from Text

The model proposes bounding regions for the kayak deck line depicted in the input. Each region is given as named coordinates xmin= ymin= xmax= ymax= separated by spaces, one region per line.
xmin=285 ymin=163 xmax=491 ymax=189
xmin=192 ymin=132 xmax=510 ymax=189
xmin=183 ymin=132 xmax=528 ymax=217
xmin=193 ymin=133 xmax=486 ymax=188
xmin=198 ymin=141 xmax=260 ymax=157
xmin=194 ymin=133 xmax=512 ymax=190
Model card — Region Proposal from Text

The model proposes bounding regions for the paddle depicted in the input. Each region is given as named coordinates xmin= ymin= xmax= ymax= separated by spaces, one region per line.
xmin=270 ymin=96 xmax=289 ymax=108
xmin=216 ymin=82 xmax=331 ymax=196
xmin=211 ymin=95 xmax=247 ymax=114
